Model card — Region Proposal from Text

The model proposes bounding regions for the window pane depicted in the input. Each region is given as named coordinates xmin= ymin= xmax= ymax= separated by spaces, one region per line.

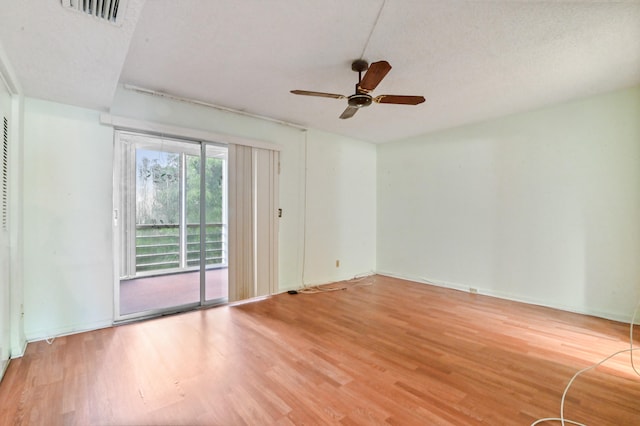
xmin=135 ymin=149 xmax=180 ymax=273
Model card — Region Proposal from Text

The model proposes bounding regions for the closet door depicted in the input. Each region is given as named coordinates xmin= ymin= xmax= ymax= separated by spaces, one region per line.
xmin=0 ymin=82 xmax=11 ymax=376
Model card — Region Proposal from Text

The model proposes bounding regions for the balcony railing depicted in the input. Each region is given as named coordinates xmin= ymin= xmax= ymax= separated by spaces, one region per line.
xmin=135 ymin=223 xmax=226 ymax=274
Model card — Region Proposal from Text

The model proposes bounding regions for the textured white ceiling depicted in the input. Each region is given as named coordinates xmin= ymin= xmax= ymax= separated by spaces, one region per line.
xmin=0 ymin=0 xmax=146 ymax=109
xmin=1 ymin=0 xmax=639 ymax=143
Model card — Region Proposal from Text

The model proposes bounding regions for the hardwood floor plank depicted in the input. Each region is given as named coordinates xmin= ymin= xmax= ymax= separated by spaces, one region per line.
xmin=1 ymin=275 xmax=639 ymax=425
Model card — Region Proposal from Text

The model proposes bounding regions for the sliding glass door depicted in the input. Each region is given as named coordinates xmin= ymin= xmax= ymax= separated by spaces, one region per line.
xmin=115 ymin=132 xmax=227 ymax=320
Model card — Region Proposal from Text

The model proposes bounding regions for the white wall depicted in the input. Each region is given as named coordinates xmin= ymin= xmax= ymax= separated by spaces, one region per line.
xmin=23 ymin=99 xmax=115 ymax=340
xmin=304 ymin=129 xmax=376 ymax=284
xmin=20 ymin=88 xmax=378 ymax=339
xmin=378 ymin=86 xmax=640 ymax=321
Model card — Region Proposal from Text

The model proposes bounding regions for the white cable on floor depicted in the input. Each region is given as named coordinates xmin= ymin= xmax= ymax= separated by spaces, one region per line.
xmin=298 ymin=274 xmax=375 ymax=294
xmin=531 ymin=298 xmax=640 ymax=426
xmin=531 ymin=418 xmax=585 ymax=426
xmin=630 ymin=301 xmax=640 ymax=376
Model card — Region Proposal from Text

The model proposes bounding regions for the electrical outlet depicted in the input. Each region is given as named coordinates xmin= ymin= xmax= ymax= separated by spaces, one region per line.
xmin=336 ymin=260 xmax=340 ymax=268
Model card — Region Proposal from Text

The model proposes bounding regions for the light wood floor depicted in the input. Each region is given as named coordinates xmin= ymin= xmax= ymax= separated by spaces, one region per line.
xmin=1 ymin=275 xmax=639 ymax=425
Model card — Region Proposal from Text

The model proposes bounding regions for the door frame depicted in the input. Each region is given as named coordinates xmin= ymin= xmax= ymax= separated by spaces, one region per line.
xmin=113 ymin=130 xmax=228 ymax=322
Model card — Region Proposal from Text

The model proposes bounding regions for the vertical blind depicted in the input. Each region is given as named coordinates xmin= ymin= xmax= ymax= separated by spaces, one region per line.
xmin=228 ymin=144 xmax=279 ymax=302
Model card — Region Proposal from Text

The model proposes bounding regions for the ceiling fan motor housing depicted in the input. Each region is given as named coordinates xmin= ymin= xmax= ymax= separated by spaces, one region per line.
xmin=348 ymin=93 xmax=372 ymax=108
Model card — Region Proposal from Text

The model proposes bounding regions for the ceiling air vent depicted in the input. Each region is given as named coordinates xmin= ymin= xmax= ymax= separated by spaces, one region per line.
xmin=61 ymin=0 xmax=126 ymax=24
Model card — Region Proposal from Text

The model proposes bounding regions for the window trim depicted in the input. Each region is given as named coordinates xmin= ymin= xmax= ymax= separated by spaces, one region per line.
xmin=101 ymin=114 xmax=282 ymax=152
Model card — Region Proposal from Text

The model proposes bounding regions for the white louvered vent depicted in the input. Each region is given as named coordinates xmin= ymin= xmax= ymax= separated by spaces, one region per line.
xmin=2 ymin=117 xmax=8 ymax=230
xmin=61 ymin=0 xmax=126 ymax=24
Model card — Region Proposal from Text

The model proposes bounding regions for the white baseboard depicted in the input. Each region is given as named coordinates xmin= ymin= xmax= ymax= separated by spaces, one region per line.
xmin=375 ymin=270 xmax=633 ymax=324
xmin=9 ymin=339 xmax=28 ymax=359
xmin=25 ymin=319 xmax=114 ymax=344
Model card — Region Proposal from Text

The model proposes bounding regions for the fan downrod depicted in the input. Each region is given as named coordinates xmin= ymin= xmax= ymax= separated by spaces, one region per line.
xmin=349 ymin=59 xmax=373 ymax=107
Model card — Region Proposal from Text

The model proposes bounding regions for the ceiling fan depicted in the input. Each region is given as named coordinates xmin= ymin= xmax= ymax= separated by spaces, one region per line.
xmin=290 ymin=59 xmax=425 ymax=119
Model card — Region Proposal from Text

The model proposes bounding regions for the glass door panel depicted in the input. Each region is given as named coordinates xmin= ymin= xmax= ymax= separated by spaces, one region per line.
xmin=204 ymin=145 xmax=228 ymax=302
xmin=119 ymin=139 xmax=201 ymax=316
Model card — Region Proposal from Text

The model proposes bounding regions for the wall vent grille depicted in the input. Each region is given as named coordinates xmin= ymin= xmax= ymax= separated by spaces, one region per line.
xmin=2 ymin=117 xmax=8 ymax=230
xmin=61 ymin=0 xmax=124 ymax=24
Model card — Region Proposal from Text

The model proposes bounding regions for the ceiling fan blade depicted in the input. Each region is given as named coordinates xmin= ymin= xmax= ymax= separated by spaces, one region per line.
xmin=339 ymin=106 xmax=359 ymax=119
xmin=290 ymin=90 xmax=346 ymax=99
xmin=358 ymin=61 xmax=392 ymax=92
xmin=374 ymin=95 xmax=426 ymax=105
